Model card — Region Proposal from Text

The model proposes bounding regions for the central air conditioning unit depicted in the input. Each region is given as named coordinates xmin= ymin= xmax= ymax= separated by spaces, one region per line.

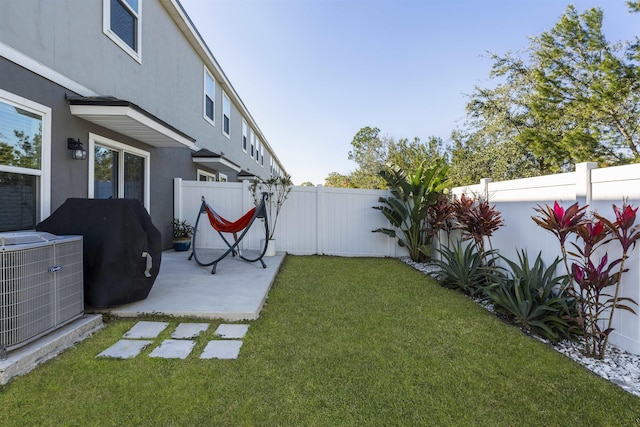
xmin=0 ymin=232 xmax=84 ymax=357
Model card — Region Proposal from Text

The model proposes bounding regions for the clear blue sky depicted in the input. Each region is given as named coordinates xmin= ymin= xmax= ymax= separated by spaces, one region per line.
xmin=179 ymin=0 xmax=638 ymax=185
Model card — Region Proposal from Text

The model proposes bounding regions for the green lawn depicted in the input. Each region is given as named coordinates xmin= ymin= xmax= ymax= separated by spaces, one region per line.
xmin=1 ymin=256 xmax=639 ymax=426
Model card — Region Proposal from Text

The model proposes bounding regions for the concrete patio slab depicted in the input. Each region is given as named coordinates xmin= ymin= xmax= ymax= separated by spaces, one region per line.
xmin=97 ymin=339 xmax=153 ymax=359
xmin=200 ymin=340 xmax=243 ymax=359
xmin=104 ymin=249 xmax=285 ymax=320
xmin=123 ymin=321 xmax=169 ymax=339
xmin=215 ymin=324 xmax=249 ymax=339
xmin=172 ymin=323 xmax=210 ymax=339
xmin=149 ymin=339 xmax=195 ymax=359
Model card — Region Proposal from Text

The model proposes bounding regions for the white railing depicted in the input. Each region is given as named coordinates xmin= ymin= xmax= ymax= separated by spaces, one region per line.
xmin=174 ymin=161 xmax=640 ymax=355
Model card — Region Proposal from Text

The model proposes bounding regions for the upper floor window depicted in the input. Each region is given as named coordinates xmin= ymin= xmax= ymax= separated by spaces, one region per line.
xmin=204 ymin=69 xmax=215 ymax=125
xmin=255 ymin=138 xmax=260 ymax=163
xmin=261 ymin=146 xmax=264 ymax=166
xmin=250 ymin=129 xmax=255 ymax=158
xmin=241 ymin=119 xmax=248 ymax=152
xmin=222 ymin=92 xmax=231 ymax=138
xmin=0 ymin=89 xmax=51 ymax=231
xmin=103 ymin=0 xmax=142 ymax=63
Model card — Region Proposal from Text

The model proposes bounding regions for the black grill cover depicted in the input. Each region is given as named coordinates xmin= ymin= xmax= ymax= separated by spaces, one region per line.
xmin=37 ymin=198 xmax=162 ymax=307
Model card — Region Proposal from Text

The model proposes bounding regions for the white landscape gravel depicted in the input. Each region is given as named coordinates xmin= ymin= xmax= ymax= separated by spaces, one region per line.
xmin=402 ymin=257 xmax=640 ymax=398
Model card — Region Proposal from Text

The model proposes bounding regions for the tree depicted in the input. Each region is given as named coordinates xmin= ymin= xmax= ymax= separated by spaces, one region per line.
xmin=324 ymin=172 xmax=352 ymax=188
xmin=451 ymin=5 xmax=640 ymax=184
xmin=299 ymin=181 xmax=314 ymax=187
xmin=346 ymin=126 xmax=387 ymax=189
xmin=327 ymin=126 xmax=446 ymax=189
xmin=527 ymin=6 xmax=640 ymax=165
xmin=388 ymin=136 xmax=443 ymax=174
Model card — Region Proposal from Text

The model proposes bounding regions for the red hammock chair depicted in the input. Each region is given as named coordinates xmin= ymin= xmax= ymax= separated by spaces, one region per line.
xmin=188 ymin=193 xmax=269 ymax=274
xmin=205 ymin=204 xmax=256 ymax=234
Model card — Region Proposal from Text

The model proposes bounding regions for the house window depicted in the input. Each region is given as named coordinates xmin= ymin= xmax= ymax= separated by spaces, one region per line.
xmin=241 ymin=119 xmax=248 ymax=152
xmin=222 ymin=92 xmax=231 ymax=138
xmin=204 ymin=68 xmax=215 ymax=125
xmin=218 ymin=173 xmax=228 ymax=182
xmin=0 ymin=90 xmax=51 ymax=232
xmin=197 ymin=169 xmax=216 ymax=181
xmin=255 ymin=138 xmax=260 ymax=163
xmin=89 ymin=133 xmax=150 ymax=211
xmin=103 ymin=0 xmax=142 ymax=63
xmin=250 ymin=129 xmax=255 ymax=158
xmin=261 ymin=146 xmax=264 ymax=167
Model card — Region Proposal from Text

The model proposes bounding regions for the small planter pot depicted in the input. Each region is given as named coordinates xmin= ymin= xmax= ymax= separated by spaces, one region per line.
xmin=173 ymin=239 xmax=192 ymax=252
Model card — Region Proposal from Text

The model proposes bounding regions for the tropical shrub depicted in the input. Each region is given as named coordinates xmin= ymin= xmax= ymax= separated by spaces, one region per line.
xmin=426 ymin=194 xmax=455 ymax=251
xmin=532 ymin=201 xmax=640 ymax=359
xmin=433 ymin=241 xmax=497 ymax=297
xmin=373 ymin=159 xmax=449 ymax=262
xmin=486 ymin=250 xmax=577 ymax=343
xmin=452 ymin=193 xmax=504 ymax=265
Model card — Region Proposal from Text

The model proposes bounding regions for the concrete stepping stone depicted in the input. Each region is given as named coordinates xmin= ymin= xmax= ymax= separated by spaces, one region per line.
xmin=171 ymin=323 xmax=209 ymax=339
xmin=200 ymin=340 xmax=243 ymax=359
xmin=149 ymin=339 xmax=195 ymax=359
xmin=215 ymin=324 xmax=249 ymax=339
xmin=123 ymin=321 xmax=169 ymax=339
xmin=97 ymin=339 xmax=153 ymax=359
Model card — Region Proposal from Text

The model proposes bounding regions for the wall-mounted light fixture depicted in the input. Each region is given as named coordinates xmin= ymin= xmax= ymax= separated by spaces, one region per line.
xmin=67 ymin=138 xmax=87 ymax=160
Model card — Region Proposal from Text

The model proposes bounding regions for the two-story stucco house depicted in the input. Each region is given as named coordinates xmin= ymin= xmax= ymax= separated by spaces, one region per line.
xmin=0 ymin=0 xmax=286 ymax=247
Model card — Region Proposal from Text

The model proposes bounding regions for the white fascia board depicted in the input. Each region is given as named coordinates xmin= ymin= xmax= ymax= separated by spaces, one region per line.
xmin=192 ymin=157 xmax=241 ymax=173
xmin=69 ymin=104 xmax=197 ymax=151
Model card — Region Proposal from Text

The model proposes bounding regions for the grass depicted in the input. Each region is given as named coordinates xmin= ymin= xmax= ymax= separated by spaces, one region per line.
xmin=1 ymin=256 xmax=639 ymax=426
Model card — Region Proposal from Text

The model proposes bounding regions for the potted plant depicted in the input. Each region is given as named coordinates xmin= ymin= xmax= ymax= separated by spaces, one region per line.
xmin=248 ymin=174 xmax=293 ymax=256
xmin=172 ymin=218 xmax=194 ymax=251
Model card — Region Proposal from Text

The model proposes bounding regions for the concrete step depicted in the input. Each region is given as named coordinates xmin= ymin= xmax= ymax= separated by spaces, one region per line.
xmin=0 ymin=315 xmax=104 ymax=385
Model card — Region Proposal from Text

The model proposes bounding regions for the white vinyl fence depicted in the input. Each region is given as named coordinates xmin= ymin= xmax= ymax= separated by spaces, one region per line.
xmin=174 ymin=161 xmax=640 ymax=355
xmin=173 ymin=179 xmax=407 ymax=257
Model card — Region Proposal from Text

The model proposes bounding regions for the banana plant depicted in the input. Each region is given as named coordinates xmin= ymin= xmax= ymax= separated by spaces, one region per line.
xmin=373 ymin=159 xmax=449 ymax=262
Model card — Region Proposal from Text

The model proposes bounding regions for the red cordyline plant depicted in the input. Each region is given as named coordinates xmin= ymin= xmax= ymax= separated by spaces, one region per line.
xmin=452 ymin=193 xmax=504 ymax=264
xmin=532 ymin=200 xmax=640 ymax=359
xmin=426 ymin=194 xmax=455 ymax=250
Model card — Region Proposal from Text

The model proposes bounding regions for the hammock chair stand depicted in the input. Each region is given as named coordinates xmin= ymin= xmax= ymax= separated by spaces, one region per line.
xmin=188 ymin=192 xmax=270 ymax=274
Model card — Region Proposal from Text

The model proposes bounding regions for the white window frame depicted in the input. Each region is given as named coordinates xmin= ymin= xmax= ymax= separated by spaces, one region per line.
xmin=103 ymin=0 xmax=142 ymax=63
xmin=218 ymin=173 xmax=228 ymax=182
xmin=222 ymin=91 xmax=231 ymax=139
xmin=197 ymin=169 xmax=217 ymax=181
xmin=203 ymin=67 xmax=215 ymax=126
xmin=88 ymin=133 xmax=150 ymax=211
xmin=241 ymin=119 xmax=248 ymax=153
xmin=0 ymin=89 xmax=52 ymax=224
xmin=261 ymin=146 xmax=265 ymax=167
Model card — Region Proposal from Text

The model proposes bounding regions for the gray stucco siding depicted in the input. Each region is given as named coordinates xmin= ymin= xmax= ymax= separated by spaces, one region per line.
xmin=0 ymin=0 xmax=278 ymax=181
xmin=0 ymin=57 xmax=197 ymax=248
